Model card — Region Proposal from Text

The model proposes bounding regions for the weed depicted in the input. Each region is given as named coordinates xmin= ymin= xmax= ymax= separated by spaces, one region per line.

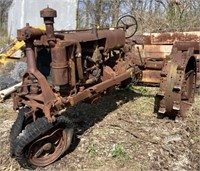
xmin=192 ymin=136 xmax=200 ymax=140
xmin=112 ymin=144 xmax=130 ymax=160
xmin=128 ymin=85 xmax=149 ymax=94
xmin=87 ymin=144 xmax=96 ymax=157
xmin=2 ymin=109 xmax=8 ymax=113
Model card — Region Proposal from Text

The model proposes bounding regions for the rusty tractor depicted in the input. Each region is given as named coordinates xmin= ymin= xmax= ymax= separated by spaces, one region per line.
xmin=10 ymin=7 xmax=199 ymax=169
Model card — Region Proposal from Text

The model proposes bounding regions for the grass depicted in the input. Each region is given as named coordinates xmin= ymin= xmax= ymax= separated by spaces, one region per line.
xmin=132 ymin=86 xmax=148 ymax=93
xmin=87 ymin=144 xmax=96 ymax=157
xmin=112 ymin=144 xmax=130 ymax=160
xmin=192 ymin=136 xmax=200 ymax=140
xmin=127 ymin=84 xmax=159 ymax=95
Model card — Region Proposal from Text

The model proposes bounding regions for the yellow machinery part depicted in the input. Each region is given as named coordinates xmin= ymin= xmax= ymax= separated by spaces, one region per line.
xmin=0 ymin=26 xmax=45 ymax=65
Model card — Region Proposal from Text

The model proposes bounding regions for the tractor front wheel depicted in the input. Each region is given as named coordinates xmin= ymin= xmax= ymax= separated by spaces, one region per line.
xmin=12 ymin=115 xmax=74 ymax=169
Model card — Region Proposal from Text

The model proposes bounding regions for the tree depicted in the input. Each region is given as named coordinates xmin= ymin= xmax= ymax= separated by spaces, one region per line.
xmin=0 ymin=0 xmax=12 ymax=30
xmin=77 ymin=0 xmax=200 ymax=33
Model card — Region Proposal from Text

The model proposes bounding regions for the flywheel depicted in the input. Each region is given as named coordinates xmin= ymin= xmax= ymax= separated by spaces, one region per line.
xmin=157 ymin=48 xmax=196 ymax=119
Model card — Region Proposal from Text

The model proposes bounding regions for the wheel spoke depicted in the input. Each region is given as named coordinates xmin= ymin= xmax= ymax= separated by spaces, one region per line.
xmin=185 ymin=70 xmax=194 ymax=80
xmin=120 ymin=19 xmax=126 ymax=26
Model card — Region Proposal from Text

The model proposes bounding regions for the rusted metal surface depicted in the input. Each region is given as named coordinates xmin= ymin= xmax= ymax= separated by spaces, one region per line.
xmin=141 ymin=70 xmax=161 ymax=84
xmin=174 ymin=41 xmax=200 ymax=51
xmin=157 ymin=48 xmax=196 ymax=118
xmin=11 ymin=7 xmax=199 ymax=169
xmin=40 ymin=7 xmax=56 ymax=40
xmin=14 ymin=7 xmax=137 ymax=123
xmin=132 ymin=35 xmax=151 ymax=44
xmin=17 ymin=23 xmax=44 ymax=41
xmin=59 ymin=29 xmax=126 ymax=51
xmin=196 ymin=55 xmax=200 ymax=86
xmin=149 ymin=32 xmax=200 ymax=44
xmin=28 ymin=128 xmax=68 ymax=167
xmin=144 ymin=59 xmax=164 ymax=70
xmin=51 ymin=46 xmax=69 ymax=85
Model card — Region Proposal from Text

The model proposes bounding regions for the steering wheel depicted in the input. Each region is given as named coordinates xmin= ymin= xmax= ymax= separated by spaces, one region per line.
xmin=116 ymin=15 xmax=138 ymax=38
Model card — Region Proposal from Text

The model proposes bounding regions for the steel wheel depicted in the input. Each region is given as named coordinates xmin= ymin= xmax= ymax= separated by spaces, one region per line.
xmin=157 ymin=49 xmax=196 ymax=118
xmin=181 ymin=57 xmax=196 ymax=114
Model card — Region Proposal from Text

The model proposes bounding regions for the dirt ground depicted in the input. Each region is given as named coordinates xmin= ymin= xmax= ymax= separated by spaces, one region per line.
xmin=0 ymin=86 xmax=200 ymax=171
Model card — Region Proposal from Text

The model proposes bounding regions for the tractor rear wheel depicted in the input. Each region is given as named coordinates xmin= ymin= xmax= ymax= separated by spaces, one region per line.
xmin=157 ymin=49 xmax=196 ymax=119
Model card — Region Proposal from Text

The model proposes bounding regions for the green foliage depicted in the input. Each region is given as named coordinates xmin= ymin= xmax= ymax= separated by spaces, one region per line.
xmin=192 ymin=136 xmax=200 ymax=140
xmin=87 ymin=144 xmax=96 ymax=157
xmin=112 ymin=144 xmax=130 ymax=160
xmin=166 ymin=4 xmax=178 ymax=29
xmin=166 ymin=2 xmax=189 ymax=31
xmin=128 ymin=85 xmax=149 ymax=94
